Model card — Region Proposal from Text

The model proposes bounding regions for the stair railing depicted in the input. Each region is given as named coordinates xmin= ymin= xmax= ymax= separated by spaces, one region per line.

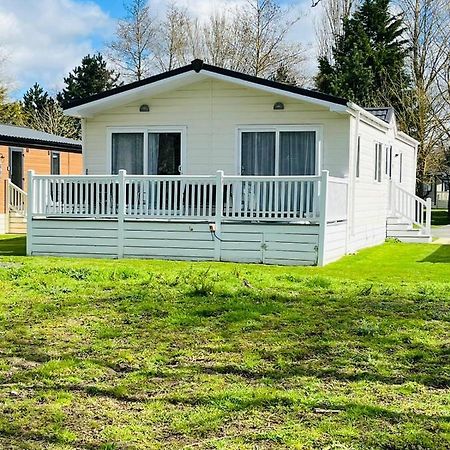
xmin=7 ymin=179 xmax=28 ymax=217
xmin=389 ymin=181 xmax=431 ymax=235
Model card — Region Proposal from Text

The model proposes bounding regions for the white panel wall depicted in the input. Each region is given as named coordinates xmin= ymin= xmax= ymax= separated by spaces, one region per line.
xmin=0 ymin=214 xmax=6 ymax=234
xmin=347 ymin=116 xmax=417 ymax=253
xmin=323 ymin=221 xmax=347 ymax=265
xmin=84 ymin=79 xmax=350 ymax=178
xmin=29 ymin=218 xmax=320 ymax=265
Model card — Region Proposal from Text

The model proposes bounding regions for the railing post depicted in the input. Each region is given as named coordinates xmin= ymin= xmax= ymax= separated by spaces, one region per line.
xmin=26 ymin=170 xmax=35 ymax=256
xmin=5 ymin=180 xmax=10 ymax=234
xmin=214 ymin=170 xmax=224 ymax=261
xmin=117 ymin=170 xmax=126 ymax=259
xmin=317 ymin=170 xmax=329 ymax=266
xmin=425 ymin=197 xmax=432 ymax=236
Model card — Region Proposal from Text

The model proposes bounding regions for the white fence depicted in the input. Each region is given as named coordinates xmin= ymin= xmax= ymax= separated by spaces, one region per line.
xmin=28 ymin=170 xmax=348 ymax=224
xmin=390 ymin=182 xmax=431 ymax=235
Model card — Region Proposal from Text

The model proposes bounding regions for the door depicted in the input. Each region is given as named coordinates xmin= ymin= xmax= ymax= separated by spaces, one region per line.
xmin=9 ymin=148 xmax=23 ymax=189
xmin=148 ymin=132 xmax=181 ymax=175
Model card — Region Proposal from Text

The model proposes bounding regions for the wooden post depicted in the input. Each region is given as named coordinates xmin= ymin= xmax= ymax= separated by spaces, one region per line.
xmin=5 ymin=179 xmax=10 ymax=234
xmin=26 ymin=170 xmax=35 ymax=256
xmin=317 ymin=170 xmax=329 ymax=266
xmin=214 ymin=170 xmax=224 ymax=261
xmin=117 ymin=170 xmax=126 ymax=259
xmin=425 ymin=197 xmax=432 ymax=236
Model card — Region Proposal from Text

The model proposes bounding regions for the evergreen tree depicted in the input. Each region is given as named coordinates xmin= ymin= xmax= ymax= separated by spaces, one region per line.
xmin=315 ymin=0 xmax=409 ymax=107
xmin=22 ymin=83 xmax=80 ymax=139
xmin=0 ymin=86 xmax=24 ymax=125
xmin=57 ymin=53 xmax=121 ymax=107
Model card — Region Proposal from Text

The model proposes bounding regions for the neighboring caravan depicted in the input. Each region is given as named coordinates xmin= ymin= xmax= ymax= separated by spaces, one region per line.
xmin=26 ymin=60 xmax=430 ymax=265
xmin=0 ymin=124 xmax=82 ymax=233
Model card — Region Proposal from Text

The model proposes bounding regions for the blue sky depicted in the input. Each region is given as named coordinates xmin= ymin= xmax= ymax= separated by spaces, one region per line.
xmin=0 ymin=0 xmax=319 ymax=99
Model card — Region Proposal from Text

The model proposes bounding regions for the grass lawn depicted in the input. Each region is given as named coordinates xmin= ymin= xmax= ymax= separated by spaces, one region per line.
xmin=432 ymin=209 xmax=450 ymax=226
xmin=0 ymin=235 xmax=449 ymax=449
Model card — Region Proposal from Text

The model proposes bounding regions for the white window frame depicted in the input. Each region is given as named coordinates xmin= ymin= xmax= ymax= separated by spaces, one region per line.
xmin=235 ymin=125 xmax=323 ymax=176
xmin=374 ymin=142 xmax=383 ymax=183
xmin=106 ymin=126 xmax=187 ymax=175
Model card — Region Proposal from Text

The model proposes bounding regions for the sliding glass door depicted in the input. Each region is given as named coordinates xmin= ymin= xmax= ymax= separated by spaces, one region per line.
xmin=111 ymin=130 xmax=182 ymax=175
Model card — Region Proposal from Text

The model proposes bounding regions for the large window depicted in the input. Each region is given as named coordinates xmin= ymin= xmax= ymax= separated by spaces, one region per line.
xmin=110 ymin=129 xmax=183 ymax=175
xmin=240 ymin=127 xmax=318 ymax=176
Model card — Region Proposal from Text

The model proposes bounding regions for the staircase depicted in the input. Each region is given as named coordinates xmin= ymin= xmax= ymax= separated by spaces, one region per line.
xmin=6 ymin=180 xmax=27 ymax=234
xmin=387 ymin=182 xmax=432 ymax=243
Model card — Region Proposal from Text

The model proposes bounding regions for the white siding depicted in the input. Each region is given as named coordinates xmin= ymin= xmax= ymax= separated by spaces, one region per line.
xmin=0 ymin=214 xmax=6 ymax=234
xmin=84 ymin=78 xmax=350 ymax=178
xmin=347 ymin=116 xmax=417 ymax=253
xmin=29 ymin=218 xmax=319 ymax=265
xmin=323 ymin=221 xmax=347 ymax=265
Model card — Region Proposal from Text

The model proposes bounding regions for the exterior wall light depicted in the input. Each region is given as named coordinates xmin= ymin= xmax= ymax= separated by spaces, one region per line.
xmin=139 ymin=104 xmax=150 ymax=112
xmin=273 ymin=102 xmax=285 ymax=110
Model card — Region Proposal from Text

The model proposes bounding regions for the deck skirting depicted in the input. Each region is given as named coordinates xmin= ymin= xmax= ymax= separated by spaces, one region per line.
xmin=29 ymin=218 xmax=330 ymax=266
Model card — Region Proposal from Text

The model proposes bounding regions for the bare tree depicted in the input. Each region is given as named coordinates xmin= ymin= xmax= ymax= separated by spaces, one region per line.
xmin=314 ymin=0 xmax=360 ymax=60
xmin=388 ymin=0 xmax=450 ymax=196
xmin=153 ymin=4 xmax=195 ymax=72
xmin=107 ymin=0 xmax=157 ymax=81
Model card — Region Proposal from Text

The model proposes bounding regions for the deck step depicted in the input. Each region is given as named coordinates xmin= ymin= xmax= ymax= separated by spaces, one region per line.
xmin=8 ymin=212 xmax=27 ymax=234
xmin=388 ymin=234 xmax=432 ymax=243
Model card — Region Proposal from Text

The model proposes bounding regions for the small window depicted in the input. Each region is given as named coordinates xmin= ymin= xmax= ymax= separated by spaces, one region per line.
xmin=374 ymin=143 xmax=382 ymax=182
xmin=388 ymin=146 xmax=393 ymax=179
xmin=356 ymin=136 xmax=361 ymax=178
xmin=51 ymin=152 xmax=60 ymax=175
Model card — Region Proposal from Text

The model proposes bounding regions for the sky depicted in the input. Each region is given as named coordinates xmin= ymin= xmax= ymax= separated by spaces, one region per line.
xmin=0 ymin=0 xmax=322 ymax=99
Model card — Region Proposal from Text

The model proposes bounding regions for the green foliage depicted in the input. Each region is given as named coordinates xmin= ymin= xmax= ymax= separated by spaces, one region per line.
xmin=0 ymin=86 xmax=24 ymax=125
xmin=21 ymin=83 xmax=80 ymax=139
xmin=0 ymin=237 xmax=449 ymax=448
xmin=57 ymin=53 xmax=121 ymax=108
xmin=315 ymin=0 xmax=409 ymax=108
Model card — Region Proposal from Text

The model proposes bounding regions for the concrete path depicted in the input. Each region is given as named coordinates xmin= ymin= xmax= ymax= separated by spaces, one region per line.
xmin=432 ymin=225 xmax=450 ymax=244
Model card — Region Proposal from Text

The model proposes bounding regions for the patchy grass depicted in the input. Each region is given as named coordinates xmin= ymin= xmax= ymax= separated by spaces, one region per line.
xmin=0 ymin=236 xmax=448 ymax=449
xmin=432 ymin=209 xmax=450 ymax=226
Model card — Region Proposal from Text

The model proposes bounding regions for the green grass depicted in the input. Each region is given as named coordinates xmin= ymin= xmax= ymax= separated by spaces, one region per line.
xmin=0 ymin=235 xmax=449 ymax=449
xmin=432 ymin=209 xmax=450 ymax=226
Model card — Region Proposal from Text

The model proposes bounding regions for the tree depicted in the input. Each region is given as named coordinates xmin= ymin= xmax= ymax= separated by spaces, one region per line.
xmin=153 ymin=4 xmax=194 ymax=72
xmin=315 ymin=0 xmax=409 ymax=108
xmin=22 ymin=83 xmax=80 ymax=139
xmin=107 ymin=0 xmax=157 ymax=81
xmin=57 ymin=54 xmax=121 ymax=107
xmin=385 ymin=0 xmax=450 ymax=196
xmin=314 ymin=0 xmax=361 ymax=60
xmin=0 ymin=86 xmax=23 ymax=125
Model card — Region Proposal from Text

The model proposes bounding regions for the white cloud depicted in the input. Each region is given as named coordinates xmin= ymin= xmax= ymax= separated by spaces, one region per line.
xmin=0 ymin=0 xmax=113 ymax=98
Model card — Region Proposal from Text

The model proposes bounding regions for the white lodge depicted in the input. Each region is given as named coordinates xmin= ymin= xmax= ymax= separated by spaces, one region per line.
xmin=26 ymin=60 xmax=431 ymax=265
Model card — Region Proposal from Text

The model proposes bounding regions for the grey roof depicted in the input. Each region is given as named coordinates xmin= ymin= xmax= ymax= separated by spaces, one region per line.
xmin=365 ymin=107 xmax=395 ymax=124
xmin=0 ymin=123 xmax=81 ymax=152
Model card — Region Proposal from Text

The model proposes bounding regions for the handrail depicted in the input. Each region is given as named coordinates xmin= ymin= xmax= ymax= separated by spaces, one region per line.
xmin=7 ymin=179 xmax=27 ymax=217
xmin=390 ymin=181 xmax=431 ymax=235
xmin=28 ymin=170 xmax=349 ymax=224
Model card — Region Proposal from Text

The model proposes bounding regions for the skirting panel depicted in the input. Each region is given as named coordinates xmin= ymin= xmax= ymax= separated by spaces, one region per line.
xmin=29 ymin=219 xmax=321 ymax=266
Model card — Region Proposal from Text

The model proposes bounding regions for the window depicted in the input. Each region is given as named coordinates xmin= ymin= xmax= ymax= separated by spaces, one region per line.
xmin=51 ymin=152 xmax=60 ymax=175
xmin=111 ymin=129 xmax=183 ymax=175
xmin=240 ymin=128 xmax=318 ymax=176
xmin=399 ymin=153 xmax=403 ymax=183
xmin=374 ymin=143 xmax=382 ymax=182
xmin=356 ymin=136 xmax=361 ymax=178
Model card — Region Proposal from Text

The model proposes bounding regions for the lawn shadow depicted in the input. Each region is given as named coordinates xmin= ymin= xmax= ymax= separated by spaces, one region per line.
xmin=420 ymin=245 xmax=450 ymax=263
xmin=0 ymin=236 xmax=26 ymax=256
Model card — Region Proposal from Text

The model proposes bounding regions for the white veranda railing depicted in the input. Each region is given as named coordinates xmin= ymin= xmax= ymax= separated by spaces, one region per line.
xmin=28 ymin=170 xmax=349 ymax=223
xmin=390 ymin=182 xmax=432 ymax=235
xmin=7 ymin=179 xmax=27 ymax=216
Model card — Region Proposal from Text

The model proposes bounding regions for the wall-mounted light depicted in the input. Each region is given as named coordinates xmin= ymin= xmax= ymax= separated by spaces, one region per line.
xmin=273 ymin=102 xmax=285 ymax=110
xmin=139 ymin=104 xmax=150 ymax=112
